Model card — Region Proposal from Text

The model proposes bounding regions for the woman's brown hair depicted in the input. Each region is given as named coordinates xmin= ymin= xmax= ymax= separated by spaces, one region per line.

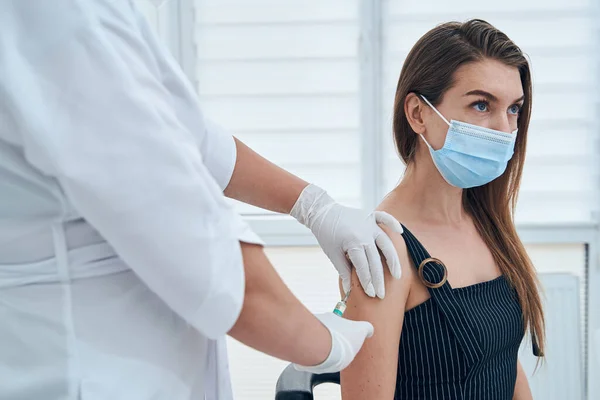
xmin=393 ymin=19 xmax=545 ymax=357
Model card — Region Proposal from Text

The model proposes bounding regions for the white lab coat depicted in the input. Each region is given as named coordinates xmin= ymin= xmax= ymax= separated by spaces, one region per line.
xmin=0 ymin=1 xmax=263 ymax=399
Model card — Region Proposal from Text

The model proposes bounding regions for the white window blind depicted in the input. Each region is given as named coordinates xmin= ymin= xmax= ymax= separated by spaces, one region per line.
xmin=192 ymin=0 xmax=362 ymax=215
xmin=381 ymin=0 xmax=600 ymax=225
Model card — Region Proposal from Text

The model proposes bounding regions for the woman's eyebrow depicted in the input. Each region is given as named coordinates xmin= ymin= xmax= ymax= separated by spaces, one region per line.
xmin=464 ymin=90 xmax=524 ymax=103
xmin=464 ymin=90 xmax=498 ymax=102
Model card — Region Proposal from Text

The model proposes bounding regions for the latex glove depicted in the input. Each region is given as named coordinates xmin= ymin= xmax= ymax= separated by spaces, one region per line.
xmin=293 ymin=312 xmax=374 ymax=373
xmin=291 ymin=184 xmax=403 ymax=298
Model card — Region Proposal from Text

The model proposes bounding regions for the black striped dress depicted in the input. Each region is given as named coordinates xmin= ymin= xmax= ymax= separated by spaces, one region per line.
xmin=394 ymin=226 xmax=527 ymax=399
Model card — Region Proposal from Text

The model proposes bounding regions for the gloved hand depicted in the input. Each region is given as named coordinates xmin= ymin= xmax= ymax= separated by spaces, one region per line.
xmin=291 ymin=184 xmax=403 ymax=298
xmin=293 ymin=312 xmax=374 ymax=373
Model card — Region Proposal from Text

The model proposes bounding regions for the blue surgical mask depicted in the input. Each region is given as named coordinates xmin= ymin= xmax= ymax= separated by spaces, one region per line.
xmin=419 ymin=95 xmax=517 ymax=189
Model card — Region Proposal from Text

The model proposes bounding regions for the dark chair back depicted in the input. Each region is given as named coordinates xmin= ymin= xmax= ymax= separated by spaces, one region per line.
xmin=274 ymin=364 xmax=340 ymax=400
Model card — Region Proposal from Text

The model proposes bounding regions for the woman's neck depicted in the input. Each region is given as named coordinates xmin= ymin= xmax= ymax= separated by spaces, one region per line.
xmin=381 ymin=160 xmax=469 ymax=227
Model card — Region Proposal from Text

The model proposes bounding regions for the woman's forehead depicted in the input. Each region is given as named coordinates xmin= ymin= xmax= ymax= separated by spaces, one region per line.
xmin=448 ymin=59 xmax=524 ymax=102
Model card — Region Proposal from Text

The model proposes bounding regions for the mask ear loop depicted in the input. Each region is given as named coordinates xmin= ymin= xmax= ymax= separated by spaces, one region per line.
xmin=419 ymin=95 xmax=451 ymax=126
xmin=418 ymin=94 xmax=451 ymax=149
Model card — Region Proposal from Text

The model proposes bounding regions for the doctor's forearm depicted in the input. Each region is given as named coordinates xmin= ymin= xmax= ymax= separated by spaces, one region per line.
xmin=228 ymin=242 xmax=331 ymax=366
xmin=223 ymin=138 xmax=308 ymax=214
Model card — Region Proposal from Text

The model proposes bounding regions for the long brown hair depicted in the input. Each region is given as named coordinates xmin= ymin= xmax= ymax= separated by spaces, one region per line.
xmin=393 ymin=19 xmax=545 ymax=357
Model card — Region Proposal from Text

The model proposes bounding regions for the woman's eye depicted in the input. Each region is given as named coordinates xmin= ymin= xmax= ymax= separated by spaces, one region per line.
xmin=473 ymin=101 xmax=488 ymax=112
xmin=508 ymin=104 xmax=521 ymax=115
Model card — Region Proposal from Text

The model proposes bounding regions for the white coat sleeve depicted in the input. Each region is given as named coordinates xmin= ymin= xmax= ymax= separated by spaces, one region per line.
xmin=200 ymin=119 xmax=238 ymax=192
xmin=130 ymin=5 xmax=240 ymax=193
xmin=128 ymin=2 xmax=264 ymax=245
xmin=1 ymin=1 xmax=247 ymax=339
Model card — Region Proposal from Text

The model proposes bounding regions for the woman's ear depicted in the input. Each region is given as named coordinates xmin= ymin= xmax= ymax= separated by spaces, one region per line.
xmin=404 ymin=93 xmax=426 ymax=135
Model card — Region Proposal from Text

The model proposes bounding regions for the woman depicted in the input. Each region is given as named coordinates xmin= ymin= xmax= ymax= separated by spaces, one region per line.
xmin=341 ymin=19 xmax=545 ymax=399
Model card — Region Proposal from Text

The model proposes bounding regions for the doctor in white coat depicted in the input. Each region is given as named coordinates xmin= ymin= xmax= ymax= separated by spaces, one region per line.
xmin=0 ymin=1 xmax=404 ymax=399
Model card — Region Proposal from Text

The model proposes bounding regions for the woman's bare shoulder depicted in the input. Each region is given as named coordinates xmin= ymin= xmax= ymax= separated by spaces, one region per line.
xmin=375 ymin=203 xmax=416 ymax=283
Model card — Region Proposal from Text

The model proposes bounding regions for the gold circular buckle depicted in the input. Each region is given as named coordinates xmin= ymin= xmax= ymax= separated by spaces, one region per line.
xmin=418 ymin=257 xmax=448 ymax=289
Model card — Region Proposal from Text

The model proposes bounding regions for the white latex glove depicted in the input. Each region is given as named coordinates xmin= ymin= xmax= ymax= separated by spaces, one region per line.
xmin=293 ymin=312 xmax=374 ymax=374
xmin=291 ymin=184 xmax=403 ymax=298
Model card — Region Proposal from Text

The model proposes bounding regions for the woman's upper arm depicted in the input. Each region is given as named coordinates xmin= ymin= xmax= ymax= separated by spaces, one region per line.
xmin=513 ymin=360 xmax=533 ymax=400
xmin=340 ymin=225 xmax=413 ymax=399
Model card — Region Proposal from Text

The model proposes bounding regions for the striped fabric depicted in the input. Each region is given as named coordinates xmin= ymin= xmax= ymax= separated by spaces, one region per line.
xmin=394 ymin=226 xmax=525 ymax=399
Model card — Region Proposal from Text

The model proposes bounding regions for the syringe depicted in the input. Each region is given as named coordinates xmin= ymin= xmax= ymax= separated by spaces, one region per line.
xmin=333 ymin=289 xmax=351 ymax=317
